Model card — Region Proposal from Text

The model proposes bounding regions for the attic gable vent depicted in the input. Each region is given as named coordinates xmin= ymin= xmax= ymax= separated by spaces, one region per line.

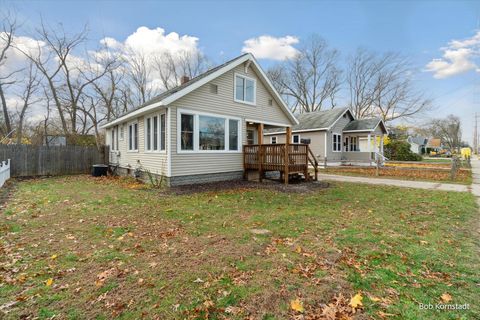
xmin=210 ymin=84 xmax=218 ymax=94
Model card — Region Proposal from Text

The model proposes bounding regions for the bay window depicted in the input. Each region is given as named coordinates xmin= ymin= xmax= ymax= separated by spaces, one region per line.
xmin=179 ymin=110 xmax=241 ymax=152
xmin=234 ymin=74 xmax=256 ymax=104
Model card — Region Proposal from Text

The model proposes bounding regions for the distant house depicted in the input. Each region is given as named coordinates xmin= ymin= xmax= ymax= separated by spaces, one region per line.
xmin=407 ymin=136 xmax=428 ymax=154
xmin=426 ymin=138 xmax=442 ymax=153
xmin=264 ymin=108 xmax=388 ymax=163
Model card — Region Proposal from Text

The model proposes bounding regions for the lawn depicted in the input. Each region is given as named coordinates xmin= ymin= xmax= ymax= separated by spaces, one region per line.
xmin=323 ymin=166 xmax=472 ymax=185
xmin=0 ymin=176 xmax=478 ymax=320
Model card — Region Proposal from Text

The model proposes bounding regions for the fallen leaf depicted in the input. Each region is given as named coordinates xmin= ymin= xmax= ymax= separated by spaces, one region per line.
xmin=290 ymin=298 xmax=304 ymax=313
xmin=349 ymin=293 xmax=363 ymax=309
xmin=45 ymin=278 xmax=53 ymax=287
xmin=50 ymin=254 xmax=58 ymax=260
xmin=441 ymin=293 xmax=452 ymax=303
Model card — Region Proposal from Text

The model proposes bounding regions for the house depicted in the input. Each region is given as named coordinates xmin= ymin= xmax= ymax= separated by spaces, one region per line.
xmin=407 ymin=136 xmax=428 ymax=154
xmin=102 ymin=53 xmax=306 ymax=186
xmin=264 ymin=108 xmax=388 ymax=163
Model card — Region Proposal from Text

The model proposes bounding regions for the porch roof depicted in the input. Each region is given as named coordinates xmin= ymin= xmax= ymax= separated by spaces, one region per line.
xmin=343 ymin=118 xmax=387 ymax=134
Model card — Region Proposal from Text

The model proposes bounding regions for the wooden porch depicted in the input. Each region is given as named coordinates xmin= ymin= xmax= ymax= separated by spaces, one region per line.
xmin=243 ymin=143 xmax=318 ymax=184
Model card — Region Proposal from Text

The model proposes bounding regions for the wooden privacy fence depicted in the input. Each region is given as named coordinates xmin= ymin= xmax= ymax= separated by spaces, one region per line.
xmin=0 ymin=145 xmax=109 ymax=177
xmin=0 ymin=159 xmax=10 ymax=187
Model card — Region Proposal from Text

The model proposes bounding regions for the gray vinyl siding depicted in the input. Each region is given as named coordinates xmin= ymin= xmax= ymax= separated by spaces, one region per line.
xmin=326 ymin=113 xmax=352 ymax=161
xmin=266 ymin=131 xmax=326 ymax=160
xmin=169 ymin=63 xmax=292 ymax=177
xmin=107 ymin=110 xmax=168 ymax=176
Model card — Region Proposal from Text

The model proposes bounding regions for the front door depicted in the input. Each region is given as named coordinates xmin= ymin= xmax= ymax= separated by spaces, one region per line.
xmin=247 ymin=128 xmax=257 ymax=145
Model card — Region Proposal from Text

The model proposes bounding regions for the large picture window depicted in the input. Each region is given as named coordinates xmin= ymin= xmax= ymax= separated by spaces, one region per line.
xmin=128 ymin=122 xmax=138 ymax=151
xmin=179 ymin=110 xmax=240 ymax=152
xmin=199 ymin=115 xmax=225 ymax=150
xmin=234 ymin=74 xmax=255 ymax=104
xmin=145 ymin=113 xmax=166 ymax=152
xmin=333 ymin=133 xmax=341 ymax=152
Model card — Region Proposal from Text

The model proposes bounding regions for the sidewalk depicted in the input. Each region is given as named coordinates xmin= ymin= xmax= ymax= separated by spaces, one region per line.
xmin=317 ymin=174 xmax=469 ymax=192
xmin=470 ymin=157 xmax=480 ymax=202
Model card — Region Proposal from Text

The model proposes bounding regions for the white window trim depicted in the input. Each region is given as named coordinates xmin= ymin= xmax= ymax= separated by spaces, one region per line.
xmin=144 ymin=113 xmax=167 ymax=154
xmin=127 ymin=121 xmax=139 ymax=153
xmin=177 ymin=108 xmax=242 ymax=154
xmin=332 ymin=133 xmax=342 ymax=153
xmin=270 ymin=136 xmax=277 ymax=144
xmin=233 ymin=73 xmax=256 ymax=106
xmin=292 ymin=134 xmax=301 ymax=144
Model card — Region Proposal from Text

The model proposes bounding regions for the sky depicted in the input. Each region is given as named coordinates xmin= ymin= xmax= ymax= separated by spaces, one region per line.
xmin=2 ymin=0 xmax=479 ymax=144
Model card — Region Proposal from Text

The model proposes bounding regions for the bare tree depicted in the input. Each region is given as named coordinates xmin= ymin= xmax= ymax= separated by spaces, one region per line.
xmin=16 ymin=21 xmax=117 ymax=135
xmin=127 ymin=52 xmax=153 ymax=105
xmin=0 ymin=11 xmax=19 ymax=136
xmin=15 ymin=61 xmax=41 ymax=143
xmin=155 ymin=50 xmax=209 ymax=90
xmin=427 ymin=115 xmax=462 ymax=152
xmin=267 ymin=35 xmax=341 ymax=113
xmin=347 ymin=49 xmax=432 ymax=122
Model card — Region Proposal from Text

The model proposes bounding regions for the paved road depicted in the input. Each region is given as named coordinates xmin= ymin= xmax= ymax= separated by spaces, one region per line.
xmin=317 ymin=173 xmax=469 ymax=192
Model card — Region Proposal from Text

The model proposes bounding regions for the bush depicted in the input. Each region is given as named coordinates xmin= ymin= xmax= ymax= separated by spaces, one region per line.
xmin=384 ymin=140 xmax=423 ymax=161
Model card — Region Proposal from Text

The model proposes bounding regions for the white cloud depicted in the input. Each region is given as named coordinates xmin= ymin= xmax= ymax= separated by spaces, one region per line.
xmin=425 ymin=30 xmax=480 ymax=79
xmin=241 ymin=35 xmax=299 ymax=61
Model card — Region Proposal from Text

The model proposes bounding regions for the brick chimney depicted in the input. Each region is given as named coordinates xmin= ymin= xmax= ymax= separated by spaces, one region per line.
xmin=180 ymin=75 xmax=190 ymax=85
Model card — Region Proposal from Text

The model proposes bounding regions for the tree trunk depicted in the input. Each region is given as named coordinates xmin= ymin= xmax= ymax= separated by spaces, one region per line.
xmin=0 ymin=83 xmax=12 ymax=135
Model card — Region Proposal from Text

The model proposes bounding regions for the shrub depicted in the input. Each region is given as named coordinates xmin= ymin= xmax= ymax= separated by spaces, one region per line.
xmin=384 ymin=140 xmax=422 ymax=161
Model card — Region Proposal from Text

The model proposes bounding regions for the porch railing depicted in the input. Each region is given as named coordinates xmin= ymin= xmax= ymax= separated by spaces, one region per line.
xmin=243 ymin=144 xmax=318 ymax=183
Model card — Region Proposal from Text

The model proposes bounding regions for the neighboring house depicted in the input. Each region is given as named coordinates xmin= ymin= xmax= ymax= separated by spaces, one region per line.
xmin=264 ymin=108 xmax=388 ymax=163
xmin=102 ymin=53 xmax=299 ymax=186
xmin=407 ymin=136 xmax=428 ymax=154
xmin=426 ymin=138 xmax=442 ymax=153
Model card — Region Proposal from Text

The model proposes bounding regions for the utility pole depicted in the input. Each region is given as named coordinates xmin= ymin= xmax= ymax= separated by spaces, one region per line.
xmin=475 ymin=113 xmax=479 ymax=154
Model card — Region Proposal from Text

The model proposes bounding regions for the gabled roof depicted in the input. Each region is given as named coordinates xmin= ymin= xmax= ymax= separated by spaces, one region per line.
xmin=102 ymin=53 xmax=297 ymax=128
xmin=343 ymin=118 xmax=388 ymax=134
xmin=408 ymin=136 xmax=428 ymax=146
xmin=264 ymin=108 xmax=350 ymax=135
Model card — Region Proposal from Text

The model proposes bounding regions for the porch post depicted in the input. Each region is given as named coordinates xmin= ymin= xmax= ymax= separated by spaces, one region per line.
xmin=284 ymin=126 xmax=292 ymax=185
xmin=367 ymin=134 xmax=371 ymax=152
xmin=374 ymin=135 xmax=377 ymax=153
xmin=380 ymin=134 xmax=384 ymax=155
xmin=257 ymin=123 xmax=264 ymax=182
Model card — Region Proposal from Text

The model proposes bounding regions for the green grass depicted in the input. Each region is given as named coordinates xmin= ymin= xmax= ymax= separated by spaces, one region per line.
xmin=0 ymin=175 xmax=478 ymax=319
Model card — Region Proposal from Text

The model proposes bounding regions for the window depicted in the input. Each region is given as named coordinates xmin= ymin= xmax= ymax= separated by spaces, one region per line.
xmin=229 ymin=119 xmax=238 ymax=151
xmin=271 ymin=136 xmax=277 ymax=144
xmin=128 ymin=122 xmax=138 ymax=151
xmin=119 ymin=125 xmax=124 ymax=140
xmin=160 ymin=114 xmax=166 ymax=151
xmin=144 ymin=114 xmax=166 ymax=152
xmin=234 ymin=74 xmax=255 ymax=104
xmin=268 ymin=99 xmax=273 ymax=106
xmin=180 ymin=114 xmax=194 ymax=150
xmin=199 ymin=115 xmax=225 ymax=150
xmin=333 ymin=133 xmax=341 ymax=152
xmin=247 ymin=129 xmax=255 ymax=145
xmin=350 ymin=137 xmax=358 ymax=152
xmin=179 ymin=110 xmax=241 ymax=152
xmin=153 ymin=116 xmax=158 ymax=151
xmin=111 ymin=126 xmax=119 ymax=151
xmin=146 ymin=118 xmax=152 ymax=150
xmin=292 ymin=134 xmax=300 ymax=144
